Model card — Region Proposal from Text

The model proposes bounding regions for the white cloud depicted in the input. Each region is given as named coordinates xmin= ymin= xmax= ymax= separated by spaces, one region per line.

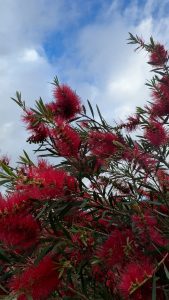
xmin=0 ymin=0 xmax=76 ymax=162
xmin=56 ymin=0 xmax=169 ymax=124
xmin=21 ymin=49 xmax=40 ymax=62
xmin=0 ymin=0 xmax=169 ymax=168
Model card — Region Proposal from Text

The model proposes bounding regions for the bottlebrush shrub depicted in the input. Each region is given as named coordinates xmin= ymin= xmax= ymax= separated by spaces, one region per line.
xmin=1 ymin=34 xmax=169 ymax=300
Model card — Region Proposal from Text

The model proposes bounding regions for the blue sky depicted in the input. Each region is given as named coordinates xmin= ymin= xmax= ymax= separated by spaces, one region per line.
xmin=43 ymin=0 xmax=168 ymax=62
xmin=1 ymin=0 xmax=169 ymax=163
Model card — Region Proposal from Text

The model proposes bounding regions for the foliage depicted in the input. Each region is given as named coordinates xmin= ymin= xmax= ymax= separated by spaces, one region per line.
xmin=0 ymin=34 xmax=169 ymax=299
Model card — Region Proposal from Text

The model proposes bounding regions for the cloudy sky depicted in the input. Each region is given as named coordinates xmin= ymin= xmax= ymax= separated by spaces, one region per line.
xmin=1 ymin=0 xmax=169 ymax=164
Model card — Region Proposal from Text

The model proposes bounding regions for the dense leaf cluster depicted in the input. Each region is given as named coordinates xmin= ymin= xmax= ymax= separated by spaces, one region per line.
xmin=0 ymin=34 xmax=169 ymax=299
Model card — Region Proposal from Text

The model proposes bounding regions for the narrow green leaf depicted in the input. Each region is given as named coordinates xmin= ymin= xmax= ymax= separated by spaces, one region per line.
xmin=152 ymin=276 xmax=157 ymax=300
xmin=30 ymin=108 xmax=42 ymax=116
xmin=19 ymin=150 xmax=34 ymax=166
xmin=0 ymin=179 xmax=11 ymax=185
xmin=0 ymin=163 xmax=16 ymax=177
xmin=52 ymin=75 xmax=60 ymax=86
xmin=35 ymin=203 xmax=48 ymax=219
xmin=49 ymin=212 xmax=58 ymax=235
xmin=57 ymin=222 xmax=72 ymax=240
xmin=164 ymin=264 xmax=169 ymax=280
xmin=96 ymin=105 xmax=103 ymax=122
xmin=82 ymin=105 xmax=86 ymax=115
xmin=87 ymin=100 xmax=94 ymax=118
xmin=34 ymin=244 xmax=55 ymax=265
xmin=150 ymin=36 xmax=155 ymax=47
xmin=68 ymin=116 xmax=81 ymax=123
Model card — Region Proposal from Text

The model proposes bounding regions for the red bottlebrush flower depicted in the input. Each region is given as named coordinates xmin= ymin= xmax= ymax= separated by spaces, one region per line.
xmin=45 ymin=101 xmax=58 ymax=116
xmin=10 ymin=256 xmax=59 ymax=300
xmin=149 ymin=44 xmax=168 ymax=66
xmin=0 ymin=192 xmax=30 ymax=217
xmin=132 ymin=213 xmax=156 ymax=228
xmin=132 ymin=211 xmax=168 ymax=247
xmin=97 ymin=229 xmax=134 ymax=268
xmin=67 ymin=231 xmax=94 ymax=266
xmin=118 ymin=260 xmax=154 ymax=297
xmin=16 ymin=160 xmax=77 ymax=200
xmin=97 ymin=215 xmax=111 ymax=227
xmin=126 ymin=114 xmax=140 ymax=132
xmin=151 ymin=76 xmax=169 ymax=116
xmin=149 ymin=227 xmax=168 ymax=246
xmin=157 ymin=169 xmax=169 ymax=190
xmin=106 ymin=270 xmax=116 ymax=291
xmin=53 ymin=84 xmax=81 ymax=120
xmin=0 ymin=214 xmax=40 ymax=250
xmin=124 ymin=144 xmax=156 ymax=171
xmin=51 ymin=119 xmax=81 ymax=158
xmin=144 ymin=121 xmax=168 ymax=147
xmin=88 ymin=131 xmax=122 ymax=159
xmin=22 ymin=110 xmax=49 ymax=143
xmin=120 ymin=114 xmax=140 ymax=132
xmin=156 ymin=170 xmax=169 ymax=209
xmin=64 ymin=209 xmax=93 ymax=226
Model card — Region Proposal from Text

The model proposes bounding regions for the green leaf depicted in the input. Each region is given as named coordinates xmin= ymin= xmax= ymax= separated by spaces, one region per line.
xmin=57 ymin=222 xmax=72 ymax=240
xmin=11 ymin=91 xmax=26 ymax=110
xmin=49 ymin=212 xmax=58 ymax=235
xmin=34 ymin=243 xmax=55 ymax=265
xmin=35 ymin=97 xmax=48 ymax=115
xmin=87 ymin=100 xmax=94 ymax=118
xmin=19 ymin=150 xmax=34 ymax=166
xmin=58 ymin=202 xmax=78 ymax=219
xmin=152 ymin=276 xmax=157 ymax=300
xmin=0 ymin=179 xmax=11 ymax=185
xmin=51 ymin=75 xmax=60 ymax=86
xmin=164 ymin=264 xmax=169 ymax=280
xmin=35 ymin=203 xmax=48 ymax=219
xmin=150 ymin=36 xmax=155 ymax=47
xmin=0 ymin=248 xmax=10 ymax=262
xmin=127 ymin=32 xmax=137 ymax=44
xmin=0 ymin=163 xmax=17 ymax=178
xmin=68 ymin=116 xmax=81 ymax=123
xmin=96 ymin=105 xmax=106 ymax=125
xmin=30 ymin=108 xmax=42 ymax=116
xmin=82 ymin=105 xmax=86 ymax=115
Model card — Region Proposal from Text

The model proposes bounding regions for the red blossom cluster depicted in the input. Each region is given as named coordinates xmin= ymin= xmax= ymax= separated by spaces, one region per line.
xmin=51 ymin=118 xmax=81 ymax=158
xmin=88 ymin=131 xmax=122 ymax=159
xmin=22 ymin=109 xmax=49 ymax=143
xmin=149 ymin=43 xmax=168 ymax=66
xmin=15 ymin=160 xmax=78 ymax=200
xmin=0 ymin=213 xmax=40 ymax=251
xmin=1 ymin=35 xmax=169 ymax=299
xmin=119 ymin=260 xmax=154 ymax=298
xmin=53 ymin=84 xmax=82 ymax=120
xmin=144 ymin=120 xmax=169 ymax=147
xmin=150 ymin=76 xmax=169 ymax=117
xmin=10 ymin=256 xmax=60 ymax=300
